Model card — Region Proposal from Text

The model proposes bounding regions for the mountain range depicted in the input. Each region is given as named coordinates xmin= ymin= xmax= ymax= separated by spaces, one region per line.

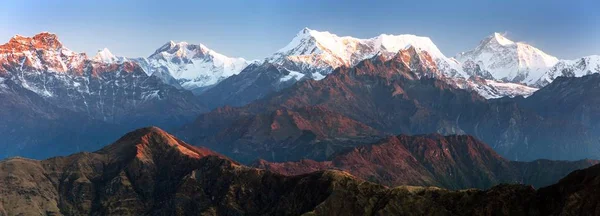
xmin=2 ymin=29 xmax=593 ymax=110
xmin=9 ymin=28 xmax=589 ymax=103
xmin=1 ymin=29 xmax=599 ymax=163
xmin=195 ymin=29 xmax=599 ymax=109
xmin=199 ymin=29 xmax=543 ymax=108
xmin=0 ymin=33 xmax=207 ymax=158
xmin=1 ymin=127 xmax=599 ymax=215
xmin=180 ymin=52 xmax=600 ymax=163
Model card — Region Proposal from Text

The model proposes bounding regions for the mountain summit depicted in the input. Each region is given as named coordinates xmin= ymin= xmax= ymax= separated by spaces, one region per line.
xmin=144 ymin=41 xmax=249 ymax=91
xmin=268 ymin=27 xmax=463 ymax=78
xmin=0 ymin=32 xmax=86 ymax=74
xmin=456 ymin=32 xmax=559 ymax=84
xmin=490 ymin=32 xmax=515 ymax=46
xmin=92 ymin=48 xmax=123 ymax=64
xmin=4 ymin=32 xmax=64 ymax=51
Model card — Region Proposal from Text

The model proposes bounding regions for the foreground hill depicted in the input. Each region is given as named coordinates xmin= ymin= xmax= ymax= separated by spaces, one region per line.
xmin=1 ymin=127 xmax=599 ymax=215
xmin=253 ymin=134 xmax=597 ymax=189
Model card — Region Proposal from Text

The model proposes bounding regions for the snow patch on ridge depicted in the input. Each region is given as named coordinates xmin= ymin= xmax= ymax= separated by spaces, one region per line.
xmin=312 ymin=72 xmax=326 ymax=80
xmin=280 ymin=70 xmax=305 ymax=82
xmin=486 ymin=79 xmax=538 ymax=98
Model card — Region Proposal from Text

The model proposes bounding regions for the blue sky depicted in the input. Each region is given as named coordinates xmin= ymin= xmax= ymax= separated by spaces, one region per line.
xmin=2 ymin=0 xmax=597 ymax=60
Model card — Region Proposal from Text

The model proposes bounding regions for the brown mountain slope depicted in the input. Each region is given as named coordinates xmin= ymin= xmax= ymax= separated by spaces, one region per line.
xmin=181 ymin=106 xmax=384 ymax=163
xmin=181 ymin=50 xmax=597 ymax=162
xmin=2 ymin=127 xmax=600 ymax=215
xmin=254 ymin=134 xmax=598 ymax=189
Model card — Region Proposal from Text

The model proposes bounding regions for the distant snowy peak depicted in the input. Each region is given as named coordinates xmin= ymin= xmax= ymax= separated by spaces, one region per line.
xmin=269 ymin=28 xmax=359 ymax=70
xmin=371 ymin=33 xmax=447 ymax=60
xmin=146 ymin=41 xmax=249 ymax=91
xmin=278 ymin=28 xmax=448 ymax=59
xmin=535 ymin=55 xmax=600 ymax=87
xmin=269 ymin=28 xmax=460 ymax=76
xmin=456 ymin=32 xmax=559 ymax=85
xmin=92 ymin=48 xmax=125 ymax=64
xmin=149 ymin=41 xmax=211 ymax=60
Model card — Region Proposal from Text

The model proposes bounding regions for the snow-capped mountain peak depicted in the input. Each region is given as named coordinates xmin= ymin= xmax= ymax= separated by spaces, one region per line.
xmin=149 ymin=41 xmax=230 ymax=62
xmin=275 ymin=28 xmax=357 ymax=65
xmin=153 ymin=40 xmax=178 ymax=55
xmin=371 ymin=33 xmax=447 ymax=60
xmin=470 ymin=32 xmax=516 ymax=52
xmin=0 ymin=32 xmax=85 ymax=74
xmin=456 ymin=32 xmax=558 ymax=85
xmin=92 ymin=48 xmax=121 ymax=63
xmin=2 ymin=32 xmax=65 ymax=53
xmin=145 ymin=41 xmax=249 ymax=91
xmin=269 ymin=27 xmax=463 ymax=78
xmin=490 ymin=32 xmax=515 ymax=46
